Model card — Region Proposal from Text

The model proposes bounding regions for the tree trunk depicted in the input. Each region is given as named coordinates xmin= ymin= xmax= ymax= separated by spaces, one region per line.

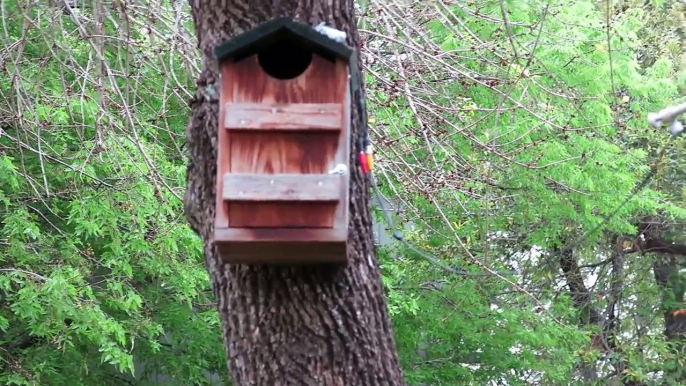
xmin=638 ymin=218 xmax=686 ymax=382
xmin=183 ymin=1 xmax=406 ymax=385
xmin=652 ymin=256 xmax=686 ymax=382
xmin=558 ymin=246 xmax=601 ymax=382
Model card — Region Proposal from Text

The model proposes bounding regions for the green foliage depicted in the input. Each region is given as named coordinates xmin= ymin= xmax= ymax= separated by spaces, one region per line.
xmin=2 ymin=0 xmax=686 ymax=385
xmin=1 ymin=1 xmax=227 ymax=385
xmin=368 ymin=0 xmax=686 ymax=384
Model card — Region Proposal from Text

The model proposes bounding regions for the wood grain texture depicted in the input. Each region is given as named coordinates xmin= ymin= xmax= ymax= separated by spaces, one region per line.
xmin=223 ymin=174 xmax=342 ymax=201
xmin=332 ymin=59 xmax=351 ymax=230
xmin=222 ymin=53 xmax=347 ymax=231
xmin=226 ymin=131 xmax=339 ymax=228
xmin=225 ymin=103 xmax=343 ymax=130
xmin=215 ymin=227 xmax=347 ymax=242
xmin=214 ymin=64 xmax=234 ymax=229
xmin=229 ymin=54 xmax=340 ymax=103
xmin=215 ymin=228 xmax=348 ymax=264
xmin=229 ymin=202 xmax=337 ymax=227
xmin=216 ymin=241 xmax=348 ymax=264
xmin=228 ymin=132 xmax=338 ymax=174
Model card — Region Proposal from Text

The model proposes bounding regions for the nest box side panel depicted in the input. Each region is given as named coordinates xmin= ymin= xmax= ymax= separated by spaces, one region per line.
xmin=225 ymin=54 xmax=346 ymax=228
xmin=214 ymin=64 xmax=234 ymax=229
xmin=333 ymin=59 xmax=351 ymax=233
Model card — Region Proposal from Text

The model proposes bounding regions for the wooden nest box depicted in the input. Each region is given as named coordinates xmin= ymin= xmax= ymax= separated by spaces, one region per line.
xmin=213 ymin=17 xmax=353 ymax=264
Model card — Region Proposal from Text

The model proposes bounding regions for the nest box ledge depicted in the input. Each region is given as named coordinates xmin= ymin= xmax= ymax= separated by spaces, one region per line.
xmin=212 ymin=17 xmax=354 ymax=265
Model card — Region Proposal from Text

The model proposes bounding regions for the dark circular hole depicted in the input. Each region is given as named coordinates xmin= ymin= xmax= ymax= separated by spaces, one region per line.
xmin=257 ymin=39 xmax=313 ymax=80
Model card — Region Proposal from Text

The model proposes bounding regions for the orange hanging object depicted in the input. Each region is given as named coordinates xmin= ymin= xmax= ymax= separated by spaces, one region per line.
xmin=365 ymin=144 xmax=374 ymax=172
xmin=358 ymin=151 xmax=369 ymax=174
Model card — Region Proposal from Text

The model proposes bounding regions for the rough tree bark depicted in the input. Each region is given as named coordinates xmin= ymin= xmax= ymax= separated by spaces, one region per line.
xmin=182 ymin=1 xmax=406 ymax=385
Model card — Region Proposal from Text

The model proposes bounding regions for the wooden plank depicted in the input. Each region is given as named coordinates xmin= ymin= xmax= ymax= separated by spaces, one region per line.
xmin=333 ymin=59 xmax=351 ymax=231
xmin=218 ymin=242 xmax=347 ymax=264
xmin=229 ymin=54 xmax=340 ymax=104
xmin=216 ymin=241 xmax=348 ymax=264
xmin=225 ymin=103 xmax=343 ymax=130
xmin=229 ymin=132 xmax=338 ymax=174
xmin=227 ymin=130 xmax=339 ymax=228
xmin=214 ymin=63 xmax=235 ymax=229
xmin=215 ymin=227 xmax=348 ymax=243
xmin=228 ymin=202 xmax=336 ymax=228
xmin=215 ymin=223 xmax=349 ymax=264
xmin=223 ymin=174 xmax=341 ymax=202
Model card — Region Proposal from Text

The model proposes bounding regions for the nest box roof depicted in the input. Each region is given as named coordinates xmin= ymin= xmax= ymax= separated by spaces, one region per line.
xmin=214 ymin=17 xmax=354 ymax=63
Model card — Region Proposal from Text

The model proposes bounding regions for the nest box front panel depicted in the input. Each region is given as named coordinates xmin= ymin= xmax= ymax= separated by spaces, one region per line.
xmin=229 ymin=54 xmax=341 ymax=102
xmin=216 ymin=52 xmax=349 ymax=231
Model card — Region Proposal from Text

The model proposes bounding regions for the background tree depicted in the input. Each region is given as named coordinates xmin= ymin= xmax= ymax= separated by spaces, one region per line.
xmin=365 ymin=1 xmax=686 ymax=385
xmin=183 ymin=1 xmax=406 ymax=385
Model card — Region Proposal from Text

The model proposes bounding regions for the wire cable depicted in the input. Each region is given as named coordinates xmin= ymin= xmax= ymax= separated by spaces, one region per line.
xmin=369 ymin=174 xmax=519 ymax=277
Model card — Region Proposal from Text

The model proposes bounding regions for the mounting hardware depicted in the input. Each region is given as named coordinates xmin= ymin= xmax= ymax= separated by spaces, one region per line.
xmin=328 ymin=164 xmax=348 ymax=175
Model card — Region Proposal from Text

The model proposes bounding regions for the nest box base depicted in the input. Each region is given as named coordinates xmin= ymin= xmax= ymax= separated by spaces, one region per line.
xmin=214 ymin=228 xmax=349 ymax=264
xmin=216 ymin=241 xmax=348 ymax=265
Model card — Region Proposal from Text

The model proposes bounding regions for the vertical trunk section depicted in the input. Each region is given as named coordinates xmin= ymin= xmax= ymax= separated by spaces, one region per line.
xmin=558 ymin=246 xmax=601 ymax=382
xmin=183 ymin=1 xmax=406 ymax=385
xmin=652 ymin=256 xmax=686 ymax=382
xmin=640 ymin=218 xmax=686 ymax=382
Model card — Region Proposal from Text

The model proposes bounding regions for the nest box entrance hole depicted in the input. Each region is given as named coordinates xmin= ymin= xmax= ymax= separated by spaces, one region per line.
xmin=257 ymin=36 xmax=313 ymax=80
